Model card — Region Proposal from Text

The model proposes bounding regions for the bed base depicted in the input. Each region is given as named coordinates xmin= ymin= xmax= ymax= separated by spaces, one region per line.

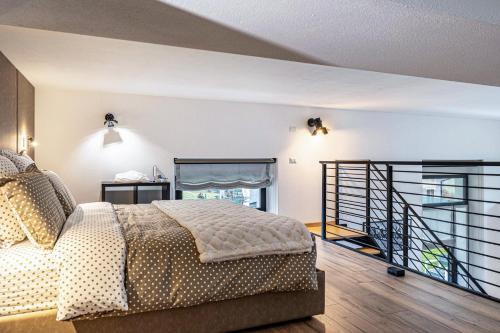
xmin=1 ymin=270 xmax=324 ymax=333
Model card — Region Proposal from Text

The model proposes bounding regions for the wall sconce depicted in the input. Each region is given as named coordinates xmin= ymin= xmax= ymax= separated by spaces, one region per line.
xmin=307 ymin=117 xmax=328 ymax=135
xmin=20 ymin=136 xmax=37 ymax=155
xmin=104 ymin=113 xmax=118 ymax=128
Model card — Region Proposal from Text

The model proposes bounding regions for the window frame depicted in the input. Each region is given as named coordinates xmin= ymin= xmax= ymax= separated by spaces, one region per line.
xmin=422 ymin=174 xmax=468 ymax=207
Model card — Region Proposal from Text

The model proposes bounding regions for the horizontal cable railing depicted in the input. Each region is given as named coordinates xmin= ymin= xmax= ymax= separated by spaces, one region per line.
xmin=320 ymin=160 xmax=500 ymax=302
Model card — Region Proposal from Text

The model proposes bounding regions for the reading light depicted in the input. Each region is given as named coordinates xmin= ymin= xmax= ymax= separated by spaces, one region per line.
xmin=19 ymin=136 xmax=37 ymax=155
xmin=307 ymin=117 xmax=328 ymax=136
xmin=104 ymin=113 xmax=118 ymax=128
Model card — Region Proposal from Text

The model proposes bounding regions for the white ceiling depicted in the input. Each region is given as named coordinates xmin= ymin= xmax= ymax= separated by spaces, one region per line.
xmin=162 ymin=0 xmax=500 ymax=86
xmin=1 ymin=0 xmax=500 ymax=87
xmin=1 ymin=25 xmax=499 ymax=119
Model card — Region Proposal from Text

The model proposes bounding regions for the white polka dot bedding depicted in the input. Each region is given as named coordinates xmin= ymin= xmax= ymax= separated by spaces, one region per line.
xmin=0 ymin=240 xmax=59 ymax=316
xmin=1 ymin=201 xmax=317 ymax=321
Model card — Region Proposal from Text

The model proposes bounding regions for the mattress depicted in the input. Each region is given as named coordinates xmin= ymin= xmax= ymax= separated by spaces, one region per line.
xmin=0 ymin=240 xmax=59 ymax=316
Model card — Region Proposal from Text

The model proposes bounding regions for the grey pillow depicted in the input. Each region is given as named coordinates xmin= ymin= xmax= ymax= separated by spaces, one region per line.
xmin=43 ymin=170 xmax=77 ymax=217
xmin=0 ymin=156 xmax=25 ymax=248
xmin=0 ymin=172 xmax=66 ymax=249
xmin=0 ymin=149 xmax=35 ymax=172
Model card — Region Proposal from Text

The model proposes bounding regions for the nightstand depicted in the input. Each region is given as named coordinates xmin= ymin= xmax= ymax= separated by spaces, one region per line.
xmin=101 ymin=181 xmax=171 ymax=204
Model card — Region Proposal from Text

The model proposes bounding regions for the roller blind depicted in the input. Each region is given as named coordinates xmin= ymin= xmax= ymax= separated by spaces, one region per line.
xmin=175 ymin=159 xmax=275 ymax=191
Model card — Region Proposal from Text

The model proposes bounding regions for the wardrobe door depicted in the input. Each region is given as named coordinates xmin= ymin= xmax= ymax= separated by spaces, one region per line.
xmin=0 ymin=52 xmax=18 ymax=151
xmin=17 ymin=72 xmax=35 ymax=159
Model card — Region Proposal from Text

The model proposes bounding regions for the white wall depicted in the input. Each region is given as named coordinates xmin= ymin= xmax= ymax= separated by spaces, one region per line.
xmin=35 ymin=87 xmax=500 ymax=222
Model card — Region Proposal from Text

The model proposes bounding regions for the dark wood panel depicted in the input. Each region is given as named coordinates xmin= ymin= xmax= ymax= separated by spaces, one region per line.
xmin=0 ymin=51 xmax=18 ymax=151
xmin=17 ymin=71 xmax=35 ymax=159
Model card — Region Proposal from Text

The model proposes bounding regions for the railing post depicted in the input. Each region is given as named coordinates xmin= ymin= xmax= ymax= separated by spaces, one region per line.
xmin=365 ymin=163 xmax=371 ymax=234
xmin=386 ymin=164 xmax=393 ymax=263
xmin=321 ymin=163 xmax=327 ymax=240
xmin=335 ymin=162 xmax=340 ymax=226
xmin=403 ymin=204 xmax=409 ymax=267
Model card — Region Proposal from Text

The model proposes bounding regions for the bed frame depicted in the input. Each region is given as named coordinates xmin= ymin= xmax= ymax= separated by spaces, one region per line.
xmin=1 ymin=270 xmax=324 ymax=333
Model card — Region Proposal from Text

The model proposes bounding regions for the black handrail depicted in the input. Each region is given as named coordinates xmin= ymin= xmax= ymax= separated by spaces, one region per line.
xmin=319 ymin=159 xmax=495 ymax=299
xmin=320 ymin=160 xmax=498 ymax=166
xmin=371 ymin=164 xmax=486 ymax=294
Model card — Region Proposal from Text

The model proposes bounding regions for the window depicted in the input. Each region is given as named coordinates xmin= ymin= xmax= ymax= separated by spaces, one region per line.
xmin=421 ymin=174 xmax=469 ymax=283
xmin=178 ymin=188 xmax=266 ymax=211
xmin=174 ymin=158 xmax=275 ymax=212
xmin=422 ymin=175 xmax=467 ymax=206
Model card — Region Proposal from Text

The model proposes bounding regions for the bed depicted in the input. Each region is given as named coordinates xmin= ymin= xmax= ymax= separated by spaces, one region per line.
xmin=0 ymin=199 xmax=325 ymax=332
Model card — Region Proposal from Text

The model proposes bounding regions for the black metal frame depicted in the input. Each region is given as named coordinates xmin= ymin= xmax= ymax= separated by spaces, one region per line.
xmin=319 ymin=160 xmax=500 ymax=302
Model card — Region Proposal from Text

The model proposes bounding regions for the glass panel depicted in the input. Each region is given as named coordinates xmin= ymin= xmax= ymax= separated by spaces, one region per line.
xmin=423 ymin=207 xmax=454 ymax=242
xmin=137 ymin=186 xmax=162 ymax=203
xmin=105 ymin=186 xmax=134 ymax=204
xmin=182 ymin=188 xmax=262 ymax=209
xmin=422 ymin=176 xmax=466 ymax=205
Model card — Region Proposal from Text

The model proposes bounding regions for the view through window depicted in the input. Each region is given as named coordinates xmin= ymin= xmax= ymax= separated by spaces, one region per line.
xmin=181 ymin=188 xmax=264 ymax=210
xmin=421 ymin=174 xmax=468 ymax=281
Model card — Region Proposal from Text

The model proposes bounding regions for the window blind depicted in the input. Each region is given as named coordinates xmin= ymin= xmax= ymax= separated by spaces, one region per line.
xmin=174 ymin=158 xmax=276 ymax=190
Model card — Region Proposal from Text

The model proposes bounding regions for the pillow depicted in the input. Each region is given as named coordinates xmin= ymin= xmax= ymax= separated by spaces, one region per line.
xmin=0 ymin=149 xmax=35 ymax=172
xmin=0 ymin=155 xmax=18 ymax=176
xmin=0 ymin=172 xmax=66 ymax=249
xmin=42 ymin=170 xmax=77 ymax=217
xmin=0 ymin=156 xmax=26 ymax=248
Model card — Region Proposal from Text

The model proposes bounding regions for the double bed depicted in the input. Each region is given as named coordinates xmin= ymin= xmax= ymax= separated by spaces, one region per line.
xmin=0 ymin=150 xmax=324 ymax=333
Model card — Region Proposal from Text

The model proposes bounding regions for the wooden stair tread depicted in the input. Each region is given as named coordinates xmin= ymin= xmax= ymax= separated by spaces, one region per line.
xmin=358 ymin=247 xmax=381 ymax=255
xmin=307 ymin=224 xmax=367 ymax=240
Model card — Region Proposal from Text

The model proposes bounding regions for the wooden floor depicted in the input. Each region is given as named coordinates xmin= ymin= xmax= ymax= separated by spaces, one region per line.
xmin=243 ymin=238 xmax=500 ymax=333
xmin=307 ymin=224 xmax=368 ymax=240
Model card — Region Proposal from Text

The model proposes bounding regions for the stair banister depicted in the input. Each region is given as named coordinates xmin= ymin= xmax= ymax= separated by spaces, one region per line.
xmin=371 ymin=164 xmax=486 ymax=294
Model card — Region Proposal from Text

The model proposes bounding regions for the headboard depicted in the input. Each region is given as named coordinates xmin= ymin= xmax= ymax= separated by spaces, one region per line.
xmin=0 ymin=51 xmax=35 ymax=158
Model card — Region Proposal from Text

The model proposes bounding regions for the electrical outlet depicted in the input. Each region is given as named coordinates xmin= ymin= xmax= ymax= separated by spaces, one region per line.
xmin=289 ymin=158 xmax=297 ymax=164
xmin=289 ymin=126 xmax=296 ymax=132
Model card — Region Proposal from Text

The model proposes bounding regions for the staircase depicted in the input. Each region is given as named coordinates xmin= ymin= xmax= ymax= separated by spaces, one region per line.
xmin=308 ymin=224 xmax=383 ymax=256
xmin=315 ymin=160 xmax=500 ymax=302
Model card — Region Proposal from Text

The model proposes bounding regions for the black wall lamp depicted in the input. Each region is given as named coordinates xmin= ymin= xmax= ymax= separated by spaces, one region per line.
xmin=307 ymin=117 xmax=328 ymax=135
xmin=104 ymin=113 xmax=118 ymax=128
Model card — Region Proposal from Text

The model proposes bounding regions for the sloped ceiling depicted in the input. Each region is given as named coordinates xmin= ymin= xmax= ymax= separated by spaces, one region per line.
xmin=162 ymin=0 xmax=500 ymax=86
xmin=1 ymin=0 xmax=500 ymax=86
xmin=2 ymin=25 xmax=499 ymax=119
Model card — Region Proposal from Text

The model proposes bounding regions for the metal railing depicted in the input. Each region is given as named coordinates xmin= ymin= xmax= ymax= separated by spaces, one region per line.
xmin=320 ymin=160 xmax=500 ymax=302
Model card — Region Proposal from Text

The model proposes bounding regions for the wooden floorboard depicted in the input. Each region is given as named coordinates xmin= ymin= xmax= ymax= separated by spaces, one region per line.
xmin=244 ymin=238 xmax=500 ymax=333
xmin=308 ymin=225 xmax=367 ymax=240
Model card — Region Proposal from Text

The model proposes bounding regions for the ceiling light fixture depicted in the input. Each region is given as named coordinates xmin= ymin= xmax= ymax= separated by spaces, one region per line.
xmin=307 ymin=117 xmax=328 ymax=135
xmin=104 ymin=113 xmax=118 ymax=128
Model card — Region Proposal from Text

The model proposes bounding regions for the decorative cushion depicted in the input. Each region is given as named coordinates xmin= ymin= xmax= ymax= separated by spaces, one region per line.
xmin=0 ymin=172 xmax=66 ymax=249
xmin=0 ymin=149 xmax=35 ymax=172
xmin=42 ymin=170 xmax=77 ymax=217
xmin=0 ymin=156 xmax=18 ymax=177
xmin=0 ymin=155 xmax=25 ymax=248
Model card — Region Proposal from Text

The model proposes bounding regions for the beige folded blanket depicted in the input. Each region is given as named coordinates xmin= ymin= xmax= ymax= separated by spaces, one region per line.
xmin=152 ymin=200 xmax=313 ymax=263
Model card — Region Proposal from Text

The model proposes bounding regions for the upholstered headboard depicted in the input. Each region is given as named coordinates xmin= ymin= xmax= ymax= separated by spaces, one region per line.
xmin=0 ymin=51 xmax=35 ymax=158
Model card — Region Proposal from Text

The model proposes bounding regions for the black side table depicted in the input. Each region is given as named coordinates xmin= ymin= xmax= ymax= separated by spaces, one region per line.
xmin=101 ymin=181 xmax=170 ymax=204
